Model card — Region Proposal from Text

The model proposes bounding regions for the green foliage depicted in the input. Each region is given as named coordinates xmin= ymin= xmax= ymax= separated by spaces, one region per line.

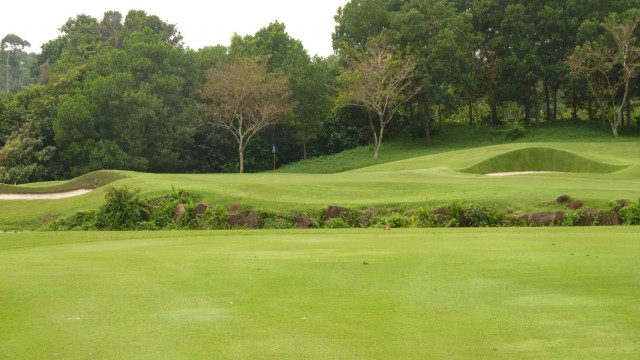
xmin=196 ymin=205 xmax=229 ymax=230
xmin=415 ymin=203 xmax=503 ymax=228
xmin=618 ymin=201 xmax=640 ymax=225
xmin=324 ymin=217 xmax=349 ymax=229
xmin=262 ymin=212 xmax=295 ymax=229
xmin=375 ymin=212 xmax=410 ymax=228
xmin=49 ymin=210 xmax=100 ymax=231
xmin=562 ymin=209 xmax=587 ymax=226
xmin=0 ymin=118 xmax=55 ymax=184
xmin=100 ymin=186 xmax=149 ymax=230
xmin=500 ymin=123 xmax=526 ymax=141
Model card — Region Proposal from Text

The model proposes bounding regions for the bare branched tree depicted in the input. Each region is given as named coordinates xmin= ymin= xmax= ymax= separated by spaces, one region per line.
xmin=337 ymin=38 xmax=419 ymax=159
xmin=199 ymin=57 xmax=291 ymax=173
xmin=567 ymin=12 xmax=640 ymax=136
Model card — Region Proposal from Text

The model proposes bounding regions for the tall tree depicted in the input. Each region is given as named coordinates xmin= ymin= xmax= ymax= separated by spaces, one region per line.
xmin=336 ymin=38 xmax=419 ymax=159
xmin=568 ymin=10 xmax=640 ymax=136
xmin=199 ymin=57 xmax=292 ymax=173
xmin=1 ymin=34 xmax=30 ymax=93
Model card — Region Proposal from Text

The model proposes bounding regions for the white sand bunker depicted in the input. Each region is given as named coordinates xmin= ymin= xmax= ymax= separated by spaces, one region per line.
xmin=485 ymin=171 xmax=562 ymax=177
xmin=0 ymin=189 xmax=92 ymax=200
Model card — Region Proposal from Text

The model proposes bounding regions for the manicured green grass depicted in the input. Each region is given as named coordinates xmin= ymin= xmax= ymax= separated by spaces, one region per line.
xmin=1 ymin=228 xmax=638 ymax=359
xmin=1 ymin=141 xmax=640 ymax=230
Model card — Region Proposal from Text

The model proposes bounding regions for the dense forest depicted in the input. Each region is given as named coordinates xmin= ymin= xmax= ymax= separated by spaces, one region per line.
xmin=1 ymin=0 xmax=640 ymax=183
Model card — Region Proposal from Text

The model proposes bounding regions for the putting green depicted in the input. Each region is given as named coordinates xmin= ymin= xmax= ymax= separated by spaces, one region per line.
xmin=1 ymin=228 xmax=638 ymax=359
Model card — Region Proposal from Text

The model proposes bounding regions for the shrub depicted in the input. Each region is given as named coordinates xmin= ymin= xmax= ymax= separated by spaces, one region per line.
xmin=562 ymin=208 xmax=586 ymax=226
xmin=376 ymin=213 xmax=410 ymax=228
xmin=500 ymin=124 xmax=526 ymax=141
xmin=49 ymin=210 xmax=100 ymax=231
xmin=618 ymin=200 xmax=640 ymax=225
xmin=324 ymin=217 xmax=349 ymax=229
xmin=340 ymin=207 xmax=363 ymax=228
xmin=196 ymin=205 xmax=229 ymax=230
xmin=263 ymin=212 xmax=295 ymax=229
xmin=100 ymin=186 xmax=149 ymax=230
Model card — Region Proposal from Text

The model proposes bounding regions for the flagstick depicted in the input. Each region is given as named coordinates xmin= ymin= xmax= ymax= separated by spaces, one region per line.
xmin=273 ymin=152 xmax=276 ymax=173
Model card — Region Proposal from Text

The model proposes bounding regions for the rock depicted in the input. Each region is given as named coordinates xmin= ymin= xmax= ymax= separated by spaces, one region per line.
xmin=227 ymin=203 xmax=242 ymax=214
xmin=173 ymin=204 xmax=186 ymax=223
xmin=598 ymin=211 xmax=620 ymax=226
xmin=192 ymin=203 xmax=210 ymax=217
xmin=295 ymin=215 xmax=314 ymax=229
xmin=227 ymin=210 xmax=263 ymax=229
xmin=556 ymin=195 xmax=571 ymax=204
xmin=519 ymin=211 xmax=564 ymax=226
xmin=361 ymin=208 xmax=380 ymax=227
xmin=324 ymin=205 xmax=346 ymax=221
xmin=616 ymin=199 xmax=631 ymax=208
xmin=567 ymin=200 xmax=584 ymax=210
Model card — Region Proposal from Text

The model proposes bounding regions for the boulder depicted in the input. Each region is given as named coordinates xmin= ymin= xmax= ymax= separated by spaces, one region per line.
xmin=173 ymin=204 xmax=186 ymax=223
xmin=556 ymin=195 xmax=571 ymax=204
xmin=324 ymin=205 xmax=346 ymax=221
xmin=295 ymin=215 xmax=314 ymax=229
xmin=567 ymin=200 xmax=584 ymax=210
xmin=228 ymin=203 xmax=242 ymax=214
xmin=192 ymin=203 xmax=210 ymax=217
xmin=227 ymin=210 xmax=263 ymax=229
xmin=519 ymin=211 xmax=564 ymax=226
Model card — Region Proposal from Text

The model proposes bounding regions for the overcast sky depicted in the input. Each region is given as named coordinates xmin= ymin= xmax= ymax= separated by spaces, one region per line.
xmin=3 ymin=0 xmax=349 ymax=57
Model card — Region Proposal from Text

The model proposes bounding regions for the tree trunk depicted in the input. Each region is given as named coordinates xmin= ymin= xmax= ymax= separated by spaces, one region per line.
xmin=490 ymin=100 xmax=499 ymax=125
xmin=238 ymin=144 xmax=244 ymax=174
xmin=468 ymin=101 xmax=473 ymax=126
xmin=587 ymin=99 xmax=593 ymax=121
xmin=626 ymin=96 xmax=632 ymax=127
xmin=572 ymin=81 xmax=578 ymax=120
xmin=5 ymin=54 xmax=10 ymax=93
xmin=524 ymin=101 xmax=531 ymax=125
xmin=423 ymin=101 xmax=431 ymax=147
xmin=552 ymin=87 xmax=558 ymax=121
xmin=303 ymin=141 xmax=307 ymax=161
xmin=544 ymin=80 xmax=551 ymax=121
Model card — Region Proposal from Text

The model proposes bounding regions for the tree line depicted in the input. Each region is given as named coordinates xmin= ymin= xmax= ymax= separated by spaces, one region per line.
xmin=1 ymin=1 xmax=640 ymax=183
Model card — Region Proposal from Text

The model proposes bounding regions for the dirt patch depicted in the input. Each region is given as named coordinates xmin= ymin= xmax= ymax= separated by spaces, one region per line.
xmin=0 ymin=189 xmax=92 ymax=200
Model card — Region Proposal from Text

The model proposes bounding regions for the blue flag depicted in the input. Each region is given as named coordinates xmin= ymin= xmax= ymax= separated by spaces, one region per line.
xmin=272 ymin=144 xmax=277 ymax=154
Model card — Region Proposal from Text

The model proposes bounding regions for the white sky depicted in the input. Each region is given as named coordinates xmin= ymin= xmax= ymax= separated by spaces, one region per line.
xmin=3 ymin=0 xmax=349 ymax=57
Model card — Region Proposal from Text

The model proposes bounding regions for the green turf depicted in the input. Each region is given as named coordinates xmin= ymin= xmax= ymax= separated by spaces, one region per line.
xmin=460 ymin=147 xmax=629 ymax=174
xmin=1 ymin=228 xmax=638 ymax=359
xmin=1 ymin=142 xmax=640 ymax=230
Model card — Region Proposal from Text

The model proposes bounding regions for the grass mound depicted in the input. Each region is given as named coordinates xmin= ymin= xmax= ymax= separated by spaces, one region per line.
xmin=460 ymin=147 xmax=628 ymax=175
xmin=0 ymin=170 xmax=124 ymax=194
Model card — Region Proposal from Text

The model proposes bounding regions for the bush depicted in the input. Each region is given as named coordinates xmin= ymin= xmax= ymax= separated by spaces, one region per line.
xmin=562 ymin=208 xmax=586 ymax=226
xmin=500 ymin=124 xmax=526 ymax=141
xmin=195 ymin=205 xmax=229 ymax=230
xmin=618 ymin=201 xmax=640 ymax=225
xmin=375 ymin=213 xmax=410 ymax=228
xmin=49 ymin=210 xmax=100 ymax=231
xmin=100 ymin=186 xmax=149 ymax=230
xmin=263 ymin=212 xmax=295 ymax=229
xmin=324 ymin=217 xmax=349 ymax=229
xmin=340 ymin=207 xmax=363 ymax=228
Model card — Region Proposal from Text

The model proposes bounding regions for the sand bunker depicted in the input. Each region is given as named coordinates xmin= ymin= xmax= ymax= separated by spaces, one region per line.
xmin=0 ymin=189 xmax=92 ymax=200
xmin=485 ymin=171 xmax=562 ymax=177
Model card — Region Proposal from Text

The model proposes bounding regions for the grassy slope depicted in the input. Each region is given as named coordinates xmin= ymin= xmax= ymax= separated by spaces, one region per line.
xmin=1 ymin=120 xmax=639 ymax=229
xmin=1 ymin=228 xmax=638 ymax=359
xmin=1 ymin=141 xmax=640 ymax=230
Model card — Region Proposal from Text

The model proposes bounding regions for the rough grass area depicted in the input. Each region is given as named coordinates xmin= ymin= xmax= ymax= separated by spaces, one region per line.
xmin=1 ymin=142 xmax=640 ymax=230
xmin=460 ymin=147 xmax=629 ymax=174
xmin=280 ymin=120 xmax=640 ymax=174
xmin=1 ymin=228 xmax=638 ymax=359
xmin=0 ymin=170 xmax=124 ymax=194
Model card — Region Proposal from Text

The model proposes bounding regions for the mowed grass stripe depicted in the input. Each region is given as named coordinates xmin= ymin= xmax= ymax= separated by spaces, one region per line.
xmin=1 ymin=228 xmax=638 ymax=359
